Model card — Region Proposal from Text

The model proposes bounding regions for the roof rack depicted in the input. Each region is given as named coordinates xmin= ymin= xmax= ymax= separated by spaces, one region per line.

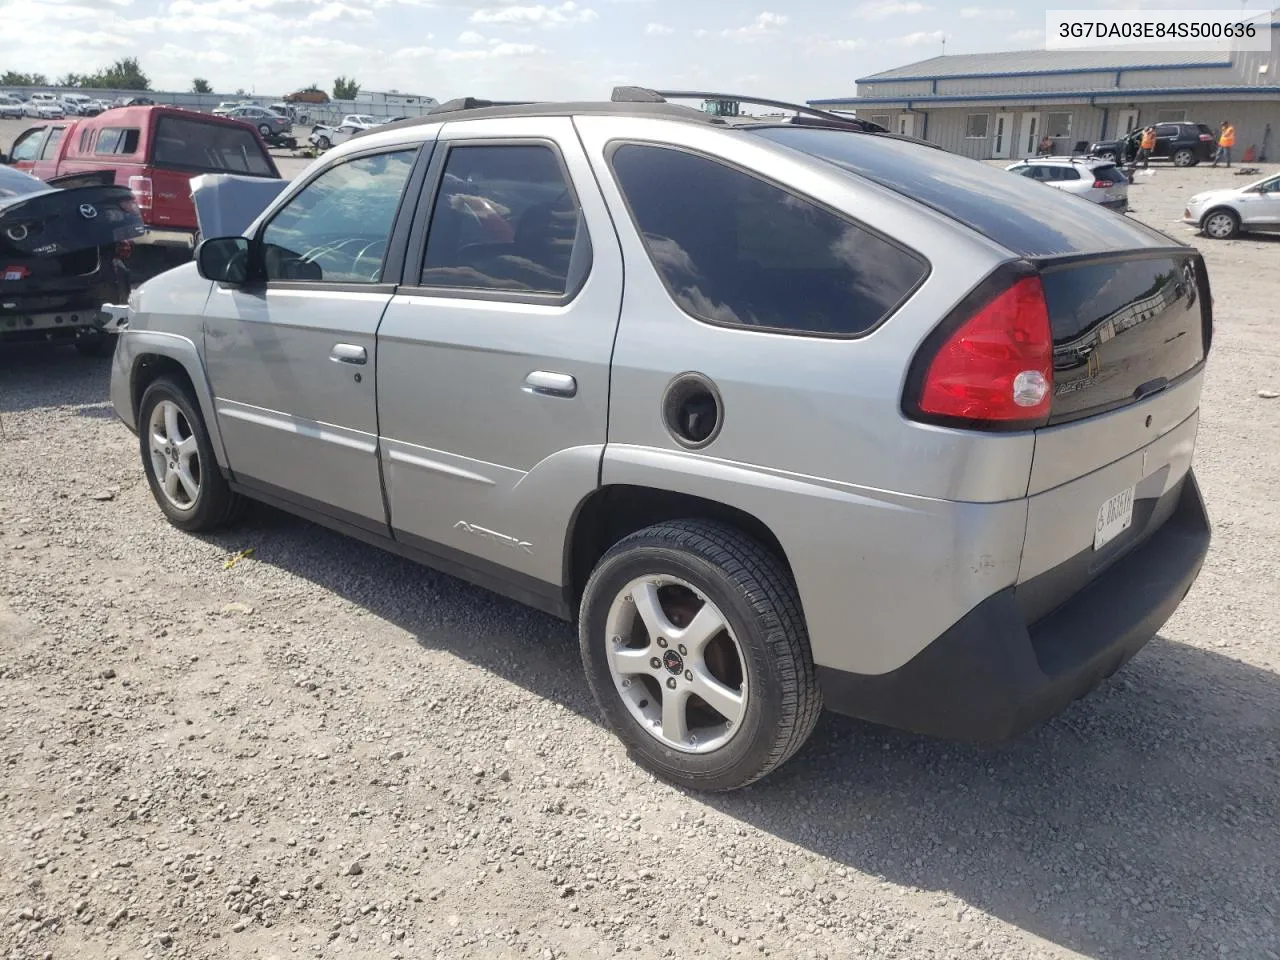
xmin=427 ymin=96 xmax=536 ymax=115
xmin=611 ymin=87 xmax=888 ymax=132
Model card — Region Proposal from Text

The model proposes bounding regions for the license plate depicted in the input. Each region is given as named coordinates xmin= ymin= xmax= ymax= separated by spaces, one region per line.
xmin=1095 ymin=486 xmax=1135 ymax=551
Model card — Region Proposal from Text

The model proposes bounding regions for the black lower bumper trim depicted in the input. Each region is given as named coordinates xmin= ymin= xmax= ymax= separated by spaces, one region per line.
xmin=818 ymin=471 xmax=1211 ymax=741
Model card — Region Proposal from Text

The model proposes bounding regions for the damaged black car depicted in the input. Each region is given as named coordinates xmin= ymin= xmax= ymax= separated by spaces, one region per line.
xmin=1 ymin=166 xmax=145 ymax=355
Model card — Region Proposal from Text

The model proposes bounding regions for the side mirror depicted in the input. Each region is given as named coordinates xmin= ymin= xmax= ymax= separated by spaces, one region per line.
xmin=196 ymin=236 xmax=254 ymax=284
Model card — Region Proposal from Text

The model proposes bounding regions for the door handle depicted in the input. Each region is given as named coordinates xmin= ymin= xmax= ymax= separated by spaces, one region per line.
xmin=330 ymin=343 xmax=367 ymax=365
xmin=523 ymin=370 xmax=577 ymax=398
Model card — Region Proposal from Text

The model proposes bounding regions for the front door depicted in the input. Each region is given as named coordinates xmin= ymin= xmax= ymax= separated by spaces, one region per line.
xmin=202 ymin=145 xmax=424 ymax=531
xmin=374 ymin=118 xmax=624 ymax=589
xmin=1116 ymin=109 xmax=1140 ymax=139
xmin=897 ymin=114 xmax=915 ymax=138
xmin=992 ymin=112 xmax=1015 ymax=159
xmin=1018 ymin=112 xmax=1041 ymax=158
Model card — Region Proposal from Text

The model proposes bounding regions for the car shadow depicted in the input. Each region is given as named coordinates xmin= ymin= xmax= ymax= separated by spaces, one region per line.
xmin=0 ymin=341 xmax=112 ymax=415
xmin=221 ymin=503 xmax=1277 ymax=960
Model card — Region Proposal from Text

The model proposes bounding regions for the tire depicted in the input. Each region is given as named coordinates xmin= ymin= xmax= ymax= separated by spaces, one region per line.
xmin=315 ymin=135 xmax=330 ymax=150
xmin=1202 ymin=208 xmax=1240 ymax=240
xmin=73 ymin=331 xmax=115 ymax=357
xmin=258 ymin=123 xmax=272 ymax=137
xmin=579 ymin=519 xmax=821 ymax=792
xmin=137 ymin=377 xmax=243 ymax=532
xmin=1172 ymin=149 xmax=1195 ymax=167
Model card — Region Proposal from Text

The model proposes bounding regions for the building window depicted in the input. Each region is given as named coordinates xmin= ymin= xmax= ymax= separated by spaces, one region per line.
xmin=1046 ymin=112 xmax=1072 ymax=139
xmin=1156 ymin=109 xmax=1187 ymax=123
xmin=869 ymin=114 xmax=892 ymax=129
xmin=965 ymin=114 xmax=989 ymax=139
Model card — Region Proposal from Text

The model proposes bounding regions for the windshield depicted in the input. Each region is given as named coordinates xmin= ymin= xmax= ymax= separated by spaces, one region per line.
xmin=0 ymin=166 xmax=47 ymax=200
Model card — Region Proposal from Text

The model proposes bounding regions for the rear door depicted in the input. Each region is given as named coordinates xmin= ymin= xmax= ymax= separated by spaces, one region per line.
xmin=202 ymin=144 xmax=426 ymax=529
xmin=373 ymin=117 xmax=623 ymax=589
xmin=1152 ymin=123 xmax=1180 ymax=158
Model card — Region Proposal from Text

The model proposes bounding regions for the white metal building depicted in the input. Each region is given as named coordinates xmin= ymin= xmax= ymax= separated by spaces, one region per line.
xmin=809 ymin=17 xmax=1280 ymax=161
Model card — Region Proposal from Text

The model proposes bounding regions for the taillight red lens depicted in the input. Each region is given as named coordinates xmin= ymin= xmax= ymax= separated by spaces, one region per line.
xmin=911 ymin=273 xmax=1054 ymax=428
xmin=127 ymin=175 xmax=153 ymax=211
xmin=1093 ymin=179 xmax=1111 ymax=188
xmin=1199 ymin=134 xmax=1214 ymax=141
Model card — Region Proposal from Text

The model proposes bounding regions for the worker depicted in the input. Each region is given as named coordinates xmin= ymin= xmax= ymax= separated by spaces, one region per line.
xmin=1211 ymin=120 xmax=1235 ymax=168
xmin=1136 ymin=126 xmax=1157 ymax=168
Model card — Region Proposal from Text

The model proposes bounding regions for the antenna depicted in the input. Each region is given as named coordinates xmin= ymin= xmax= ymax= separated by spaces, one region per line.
xmin=941 ymin=35 xmax=947 ymax=55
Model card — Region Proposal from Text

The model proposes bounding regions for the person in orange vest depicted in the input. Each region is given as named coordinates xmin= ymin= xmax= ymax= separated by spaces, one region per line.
xmin=1135 ymin=126 xmax=1157 ymax=168
xmin=1211 ymin=120 xmax=1235 ymax=168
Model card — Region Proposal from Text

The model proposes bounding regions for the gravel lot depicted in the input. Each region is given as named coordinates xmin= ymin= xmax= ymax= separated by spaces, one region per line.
xmin=2 ymin=146 xmax=1279 ymax=960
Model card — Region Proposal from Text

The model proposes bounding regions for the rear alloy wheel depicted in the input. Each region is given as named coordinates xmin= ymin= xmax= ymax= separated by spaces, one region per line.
xmin=1202 ymin=208 xmax=1240 ymax=240
xmin=579 ymin=520 xmax=821 ymax=792
xmin=138 ymin=377 xmax=243 ymax=531
xmin=258 ymin=123 xmax=272 ymax=138
xmin=1172 ymin=149 xmax=1195 ymax=167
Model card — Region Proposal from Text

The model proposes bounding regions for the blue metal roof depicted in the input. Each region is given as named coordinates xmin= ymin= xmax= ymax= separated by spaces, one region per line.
xmin=809 ymin=85 xmax=1280 ymax=108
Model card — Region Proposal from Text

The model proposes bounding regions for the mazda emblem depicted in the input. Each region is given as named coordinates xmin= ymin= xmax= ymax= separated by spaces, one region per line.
xmin=79 ymin=203 xmax=98 ymax=220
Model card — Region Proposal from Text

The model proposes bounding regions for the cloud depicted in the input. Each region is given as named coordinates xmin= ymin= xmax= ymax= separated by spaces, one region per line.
xmin=644 ymin=22 xmax=672 ymax=35
xmin=306 ymin=2 xmax=375 ymax=23
xmin=1008 ymin=27 xmax=1042 ymax=43
xmin=437 ymin=41 xmax=543 ymax=60
xmin=960 ymin=6 xmax=1014 ymax=19
xmin=458 ymin=29 xmax=486 ymax=42
xmin=892 ymin=29 xmax=945 ymax=46
xmin=470 ymin=1 xmax=598 ymax=27
xmin=722 ymin=11 xmax=788 ymax=41
xmin=852 ymin=1 xmax=930 ymax=21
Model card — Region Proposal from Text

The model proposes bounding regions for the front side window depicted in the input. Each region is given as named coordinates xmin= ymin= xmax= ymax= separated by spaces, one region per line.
xmin=419 ymin=143 xmax=588 ymax=296
xmin=40 ymin=127 xmax=65 ymax=160
xmin=1046 ymin=112 xmax=1072 ymax=139
xmin=609 ymin=144 xmax=928 ymax=338
xmin=261 ymin=149 xmax=417 ymax=283
xmin=966 ymin=114 xmax=989 ymax=139
xmin=9 ymin=129 xmax=44 ymax=163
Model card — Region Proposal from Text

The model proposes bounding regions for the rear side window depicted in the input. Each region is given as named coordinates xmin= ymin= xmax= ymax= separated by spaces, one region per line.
xmin=39 ymin=127 xmax=65 ymax=160
xmin=95 ymin=127 xmax=140 ymax=155
xmin=609 ymin=144 xmax=927 ymax=338
xmin=152 ymin=116 xmax=274 ymax=176
xmin=419 ymin=144 xmax=589 ymax=297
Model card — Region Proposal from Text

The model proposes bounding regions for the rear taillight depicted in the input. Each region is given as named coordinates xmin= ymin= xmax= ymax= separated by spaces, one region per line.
xmin=1199 ymin=134 xmax=1214 ymax=142
xmin=905 ymin=267 xmax=1054 ymax=430
xmin=1093 ymin=179 xmax=1112 ymax=188
xmin=128 ymin=175 xmax=153 ymax=212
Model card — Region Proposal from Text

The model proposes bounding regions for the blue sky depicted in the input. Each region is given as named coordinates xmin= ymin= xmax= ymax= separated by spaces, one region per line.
xmin=0 ymin=0 xmax=1264 ymax=100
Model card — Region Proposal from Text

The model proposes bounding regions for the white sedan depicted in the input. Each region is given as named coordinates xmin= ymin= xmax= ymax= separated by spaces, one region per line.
xmin=308 ymin=115 xmax=380 ymax=150
xmin=1182 ymin=173 xmax=1280 ymax=239
xmin=0 ymin=94 xmax=25 ymax=118
xmin=23 ymin=100 xmax=65 ymax=120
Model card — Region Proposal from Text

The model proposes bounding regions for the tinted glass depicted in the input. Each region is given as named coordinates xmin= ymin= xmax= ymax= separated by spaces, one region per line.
xmin=611 ymin=144 xmax=926 ymax=337
xmin=39 ymin=127 xmax=65 ymax=160
xmin=1093 ymin=165 xmax=1125 ymax=184
xmin=153 ymin=117 xmax=275 ymax=176
xmin=95 ymin=128 xmax=140 ymax=155
xmin=9 ymin=130 xmax=44 ymax=163
xmin=754 ymin=126 xmax=1175 ymax=257
xmin=420 ymin=144 xmax=587 ymax=296
xmin=262 ymin=149 xmax=416 ymax=283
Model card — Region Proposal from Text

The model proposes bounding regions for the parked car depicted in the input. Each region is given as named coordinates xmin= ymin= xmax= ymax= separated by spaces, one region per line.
xmin=0 ymin=94 xmax=25 ymax=119
xmin=3 ymin=106 xmax=280 ymax=281
xmin=308 ymin=115 xmax=378 ymax=150
xmin=108 ymin=90 xmax=1213 ymax=792
xmin=212 ymin=101 xmax=249 ymax=117
xmin=61 ymin=93 xmax=100 ymax=116
xmin=24 ymin=94 xmax=65 ymax=119
xmin=0 ymin=164 xmax=144 ymax=353
xmin=1005 ymin=156 xmax=1129 ymax=211
xmin=1088 ymin=122 xmax=1216 ymax=167
xmin=1182 ymin=171 xmax=1280 ymax=239
xmin=226 ymin=105 xmax=292 ymax=139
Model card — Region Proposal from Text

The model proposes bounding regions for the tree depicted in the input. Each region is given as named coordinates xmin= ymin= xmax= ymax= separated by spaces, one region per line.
xmin=333 ymin=76 xmax=360 ymax=100
xmin=192 ymin=78 xmax=212 ymax=93
xmin=96 ymin=57 xmax=150 ymax=90
xmin=0 ymin=71 xmax=48 ymax=86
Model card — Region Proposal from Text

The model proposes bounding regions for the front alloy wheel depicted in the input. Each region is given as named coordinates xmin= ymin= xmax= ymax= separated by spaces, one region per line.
xmin=148 ymin=399 xmax=201 ymax=511
xmin=1203 ymin=209 xmax=1240 ymax=239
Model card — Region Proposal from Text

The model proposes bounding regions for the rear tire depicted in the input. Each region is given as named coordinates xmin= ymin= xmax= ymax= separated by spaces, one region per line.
xmin=1202 ymin=208 xmax=1240 ymax=240
xmin=258 ymin=123 xmax=271 ymax=138
xmin=1172 ymin=149 xmax=1195 ymax=167
xmin=1096 ymin=150 xmax=1117 ymax=163
xmin=579 ymin=519 xmax=821 ymax=792
xmin=137 ymin=377 xmax=243 ymax=532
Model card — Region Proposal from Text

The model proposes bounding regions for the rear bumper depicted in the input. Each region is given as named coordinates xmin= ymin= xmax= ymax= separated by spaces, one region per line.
xmin=1101 ymin=197 xmax=1129 ymax=212
xmin=818 ymin=470 xmax=1210 ymax=740
xmin=136 ymin=229 xmax=198 ymax=250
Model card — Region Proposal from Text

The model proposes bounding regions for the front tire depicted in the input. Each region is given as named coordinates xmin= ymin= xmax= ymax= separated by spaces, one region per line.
xmin=579 ymin=520 xmax=821 ymax=792
xmin=315 ymin=135 xmax=331 ymax=150
xmin=1172 ymin=148 xmax=1195 ymax=167
xmin=1202 ymin=208 xmax=1240 ymax=239
xmin=258 ymin=123 xmax=272 ymax=138
xmin=137 ymin=377 xmax=242 ymax=532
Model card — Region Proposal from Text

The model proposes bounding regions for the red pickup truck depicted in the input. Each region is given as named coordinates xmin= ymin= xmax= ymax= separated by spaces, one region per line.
xmin=2 ymin=106 xmax=281 ymax=278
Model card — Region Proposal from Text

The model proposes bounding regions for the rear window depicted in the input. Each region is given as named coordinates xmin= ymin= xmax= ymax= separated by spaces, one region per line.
xmin=1196 ymin=124 xmax=1214 ymax=136
xmin=151 ymin=116 xmax=275 ymax=176
xmin=754 ymin=126 xmax=1175 ymax=257
xmin=609 ymin=143 xmax=927 ymax=338
xmin=1091 ymin=165 xmax=1126 ymax=184
xmin=95 ymin=127 xmax=140 ymax=155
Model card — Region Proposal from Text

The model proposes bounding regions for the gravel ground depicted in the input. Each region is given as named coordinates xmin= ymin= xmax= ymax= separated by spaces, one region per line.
xmin=2 ymin=159 xmax=1279 ymax=960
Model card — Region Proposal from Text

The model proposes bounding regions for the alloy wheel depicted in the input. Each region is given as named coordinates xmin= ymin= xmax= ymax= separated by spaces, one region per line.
xmin=1204 ymin=212 xmax=1237 ymax=239
xmin=148 ymin=399 xmax=201 ymax=510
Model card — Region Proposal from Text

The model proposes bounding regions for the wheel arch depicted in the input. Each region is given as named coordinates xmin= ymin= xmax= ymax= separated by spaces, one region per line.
xmin=1199 ymin=204 xmax=1241 ymax=235
xmin=124 ymin=332 xmax=230 ymax=469
xmin=565 ymin=483 xmax=796 ymax=617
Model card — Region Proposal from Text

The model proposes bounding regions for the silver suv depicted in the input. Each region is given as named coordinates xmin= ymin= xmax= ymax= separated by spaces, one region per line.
xmin=109 ymin=90 xmax=1213 ymax=792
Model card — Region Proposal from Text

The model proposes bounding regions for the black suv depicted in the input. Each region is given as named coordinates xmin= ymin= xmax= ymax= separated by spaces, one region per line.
xmin=1088 ymin=122 xmax=1217 ymax=167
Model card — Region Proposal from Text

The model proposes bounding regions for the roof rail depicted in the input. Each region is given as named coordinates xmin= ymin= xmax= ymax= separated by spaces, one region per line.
xmin=610 ymin=87 xmax=888 ymax=132
xmin=427 ymin=96 xmax=536 ymax=115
